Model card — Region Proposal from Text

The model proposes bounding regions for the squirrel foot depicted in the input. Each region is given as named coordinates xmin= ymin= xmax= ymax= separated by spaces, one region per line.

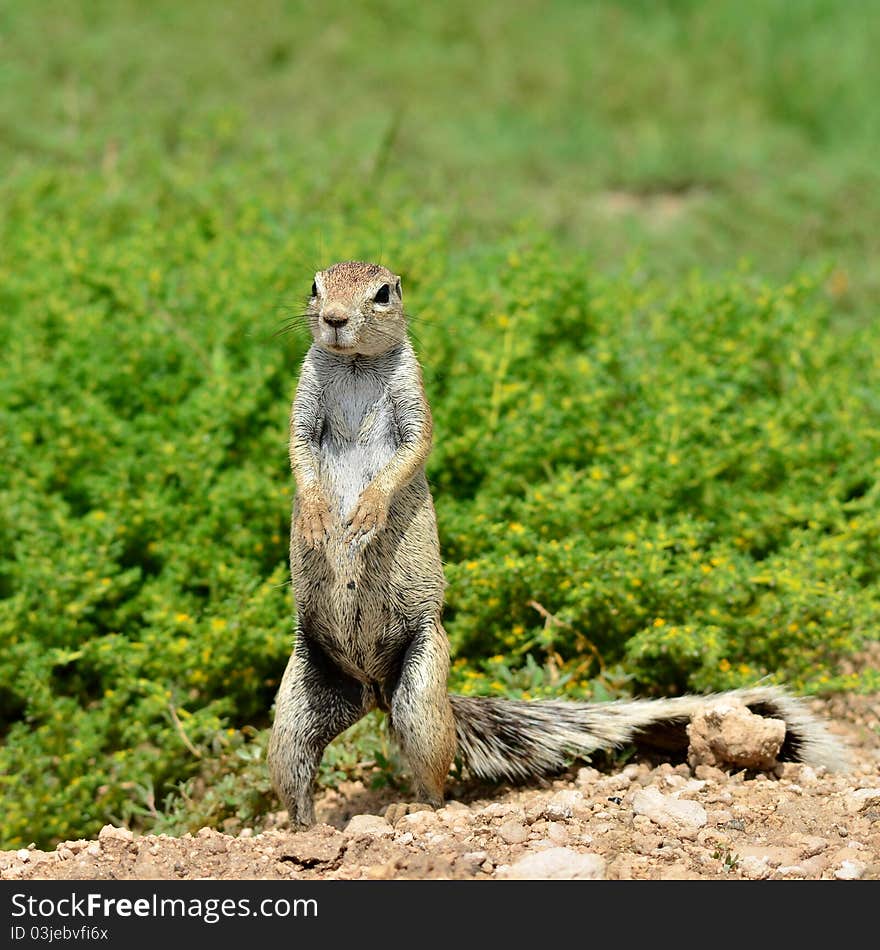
xmin=383 ymin=801 xmax=435 ymax=825
xmin=296 ymin=490 xmax=332 ymax=548
xmin=345 ymin=485 xmax=389 ymax=542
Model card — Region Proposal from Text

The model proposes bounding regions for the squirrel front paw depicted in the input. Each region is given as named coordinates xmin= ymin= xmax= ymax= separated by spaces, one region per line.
xmin=296 ymin=489 xmax=333 ymax=548
xmin=345 ymin=485 xmax=389 ymax=542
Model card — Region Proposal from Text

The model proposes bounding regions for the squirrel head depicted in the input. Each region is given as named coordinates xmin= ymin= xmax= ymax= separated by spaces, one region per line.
xmin=308 ymin=261 xmax=405 ymax=357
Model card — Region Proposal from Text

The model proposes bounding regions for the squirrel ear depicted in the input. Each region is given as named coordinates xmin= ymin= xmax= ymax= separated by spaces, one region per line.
xmin=395 ymin=278 xmax=402 ymax=299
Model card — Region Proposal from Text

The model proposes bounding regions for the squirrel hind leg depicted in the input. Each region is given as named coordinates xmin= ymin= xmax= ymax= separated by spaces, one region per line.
xmin=387 ymin=623 xmax=456 ymax=808
xmin=268 ymin=634 xmax=373 ymax=828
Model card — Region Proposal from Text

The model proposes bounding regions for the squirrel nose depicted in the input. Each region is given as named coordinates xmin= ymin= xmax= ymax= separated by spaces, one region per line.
xmin=323 ymin=313 xmax=349 ymax=329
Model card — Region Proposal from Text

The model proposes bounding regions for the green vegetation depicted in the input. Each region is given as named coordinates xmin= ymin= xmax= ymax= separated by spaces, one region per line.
xmin=1 ymin=0 xmax=879 ymax=848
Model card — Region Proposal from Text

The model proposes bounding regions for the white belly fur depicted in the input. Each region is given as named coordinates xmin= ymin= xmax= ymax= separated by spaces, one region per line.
xmin=316 ymin=366 xmax=398 ymax=520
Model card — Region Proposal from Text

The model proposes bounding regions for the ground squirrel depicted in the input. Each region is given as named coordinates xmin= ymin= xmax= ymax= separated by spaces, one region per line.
xmin=268 ymin=260 xmax=845 ymax=828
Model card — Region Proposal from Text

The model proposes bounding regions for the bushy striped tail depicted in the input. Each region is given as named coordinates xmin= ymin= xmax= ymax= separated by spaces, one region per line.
xmin=449 ymin=686 xmax=846 ymax=782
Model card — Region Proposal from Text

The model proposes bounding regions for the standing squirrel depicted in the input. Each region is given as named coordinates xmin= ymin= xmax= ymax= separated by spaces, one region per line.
xmin=268 ymin=260 xmax=844 ymax=828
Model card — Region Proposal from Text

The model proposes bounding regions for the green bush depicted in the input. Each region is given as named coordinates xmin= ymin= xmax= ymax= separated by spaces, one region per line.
xmin=436 ymin=255 xmax=880 ymax=700
xmin=2 ymin=184 xmax=878 ymax=848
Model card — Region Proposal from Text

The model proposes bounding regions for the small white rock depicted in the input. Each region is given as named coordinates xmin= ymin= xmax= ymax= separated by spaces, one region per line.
xmin=632 ymin=787 xmax=707 ymax=838
xmin=498 ymin=847 xmax=606 ymax=880
xmin=497 ymin=820 xmax=529 ymax=845
xmin=835 ymin=860 xmax=866 ymax=881
xmin=739 ymin=855 xmax=771 ymax=880
xmin=481 ymin=802 xmax=522 ymax=820
xmin=397 ymin=811 xmax=438 ymax=835
xmin=662 ymin=775 xmax=688 ymax=790
xmin=345 ymin=814 xmax=395 ymax=838
xmin=797 ymin=835 xmax=829 ymax=858
xmin=598 ymin=774 xmax=631 ymax=793
xmin=544 ymin=790 xmax=582 ymax=820
xmin=575 ymin=767 xmax=601 ymax=787
xmin=846 ymin=788 xmax=880 ymax=815
xmin=98 ymin=825 xmax=133 ymax=843
xmin=546 ymin=822 xmax=570 ymax=845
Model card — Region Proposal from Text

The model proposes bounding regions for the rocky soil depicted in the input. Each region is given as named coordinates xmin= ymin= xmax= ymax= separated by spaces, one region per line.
xmin=3 ymin=693 xmax=878 ymax=881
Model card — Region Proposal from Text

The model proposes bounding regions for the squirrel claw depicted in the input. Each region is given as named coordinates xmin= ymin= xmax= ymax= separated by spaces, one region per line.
xmin=345 ymin=489 xmax=389 ymax=542
xmin=297 ymin=496 xmax=332 ymax=548
xmin=384 ymin=801 xmax=435 ymax=825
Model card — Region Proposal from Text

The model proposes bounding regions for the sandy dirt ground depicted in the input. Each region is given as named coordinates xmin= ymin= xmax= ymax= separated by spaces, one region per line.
xmin=2 ymin=693 xmax=877 ymax=881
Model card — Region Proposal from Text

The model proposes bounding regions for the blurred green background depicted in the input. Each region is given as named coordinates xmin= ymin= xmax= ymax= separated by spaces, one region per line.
xmin=1 ymin=0 xmax=878 ymax=847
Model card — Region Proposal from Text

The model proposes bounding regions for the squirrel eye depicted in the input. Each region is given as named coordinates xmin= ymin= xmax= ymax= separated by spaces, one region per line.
xmin=374 ymin=284 xmax=390 ymax=304
xmin=310 ymin=281 xmax=318 ymax=297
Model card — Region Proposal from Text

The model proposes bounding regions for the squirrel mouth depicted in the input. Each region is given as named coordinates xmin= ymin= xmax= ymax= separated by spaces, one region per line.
xmin=327 ymin=327 xmax=355 ymax=352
